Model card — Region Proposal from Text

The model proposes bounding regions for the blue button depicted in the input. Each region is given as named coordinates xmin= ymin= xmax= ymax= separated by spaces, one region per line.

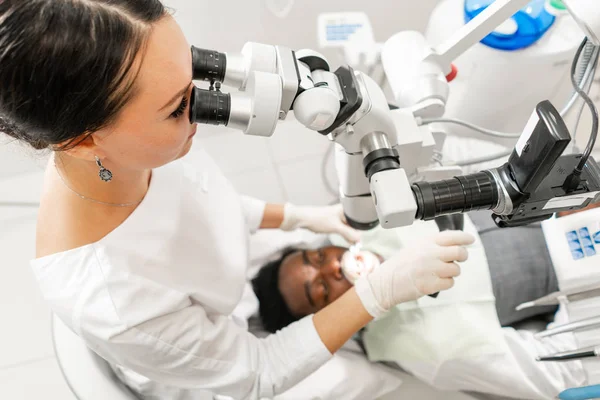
xmin=581 ymin=237 xmax=594 ymax=247
xmin=567 ymin=231 xmax=579 ymax=241
xmin=569 ymin=240 xmax=582 ymax=251
xmin=584 ymin=246 xmax=597 ymax=257
xmin=579 ymin=228 xmax=591 ymax=238
xmin=572 ymin=249 xmax=585 ymax=260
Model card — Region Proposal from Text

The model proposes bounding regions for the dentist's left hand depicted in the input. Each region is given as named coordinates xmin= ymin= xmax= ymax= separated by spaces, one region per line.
xmin=280 ymin=203 xmax=361 ymax=243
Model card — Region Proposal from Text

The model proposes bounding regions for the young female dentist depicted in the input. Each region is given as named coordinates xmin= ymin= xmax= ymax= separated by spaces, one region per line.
xmin=0 ymin=1 xmax=474 ymax=399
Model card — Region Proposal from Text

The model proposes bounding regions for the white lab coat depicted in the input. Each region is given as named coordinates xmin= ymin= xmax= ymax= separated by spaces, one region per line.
xmin=30 ymin=151 xmax=331 ymax=400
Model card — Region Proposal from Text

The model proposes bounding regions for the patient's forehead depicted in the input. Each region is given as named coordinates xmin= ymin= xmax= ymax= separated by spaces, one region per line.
xmin=280 ymin=251 xmax=303 ymax=273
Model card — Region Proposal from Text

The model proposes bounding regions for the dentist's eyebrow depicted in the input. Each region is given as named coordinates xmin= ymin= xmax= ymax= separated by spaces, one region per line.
xmin=158 ymin=80 xmax=192 ymax=112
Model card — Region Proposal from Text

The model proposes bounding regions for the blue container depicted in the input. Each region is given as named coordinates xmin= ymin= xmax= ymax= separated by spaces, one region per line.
xmin=464 ymin=0 xmax=556 ymax=50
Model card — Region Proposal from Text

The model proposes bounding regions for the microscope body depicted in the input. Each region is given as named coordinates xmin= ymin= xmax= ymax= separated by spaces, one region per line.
xmin=191 ymin=42 xmax=440 ymax=229
xmin=323 ymin=70 xmax=425 ymax=230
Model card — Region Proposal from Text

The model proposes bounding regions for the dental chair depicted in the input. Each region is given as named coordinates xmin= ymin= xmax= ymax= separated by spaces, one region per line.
xmin=51 ymin=314 xmax=140 ymax=400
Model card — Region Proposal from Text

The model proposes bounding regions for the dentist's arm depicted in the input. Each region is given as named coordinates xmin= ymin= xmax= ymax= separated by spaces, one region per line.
xmin=109 ymin=231 xmax=473 ymax=399
xmin=241 ymin=196 xmax=360 ymax=243
xmin=259 ymin=203 xmax=285 ymax=228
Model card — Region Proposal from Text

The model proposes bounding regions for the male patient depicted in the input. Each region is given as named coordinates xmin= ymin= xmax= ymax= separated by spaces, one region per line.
xmin=251 ymin=210 xmax=589 ymax=400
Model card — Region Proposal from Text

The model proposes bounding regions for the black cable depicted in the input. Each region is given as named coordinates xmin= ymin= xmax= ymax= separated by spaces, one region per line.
xmin=572 ymin=38 xmax=599 ymax=173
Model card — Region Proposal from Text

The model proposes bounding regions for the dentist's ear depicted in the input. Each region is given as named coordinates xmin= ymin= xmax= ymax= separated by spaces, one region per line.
xmin=56 ymin=131 xmax=108 ymax=163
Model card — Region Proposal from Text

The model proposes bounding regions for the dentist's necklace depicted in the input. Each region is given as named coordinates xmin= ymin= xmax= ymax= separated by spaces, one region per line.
xmin=53 ymin=157 xmax=144 ymax=208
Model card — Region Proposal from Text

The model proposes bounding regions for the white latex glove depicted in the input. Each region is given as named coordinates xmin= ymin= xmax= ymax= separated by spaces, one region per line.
xmin=354 ymin=230 xmax=475 ymax=318
xmin=279 ymin=203 xmax=361 ymax=243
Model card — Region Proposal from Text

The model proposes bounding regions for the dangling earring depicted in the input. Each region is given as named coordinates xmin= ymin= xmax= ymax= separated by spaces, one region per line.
xmin=95 ymin=156 xmax=113 ymax=182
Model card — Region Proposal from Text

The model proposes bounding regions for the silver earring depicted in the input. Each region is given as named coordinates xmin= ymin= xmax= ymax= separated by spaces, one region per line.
xmin=95 ymin=156 xmax=113 ymax=182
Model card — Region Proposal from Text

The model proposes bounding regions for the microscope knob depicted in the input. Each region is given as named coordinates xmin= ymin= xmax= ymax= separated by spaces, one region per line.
xmin=293 ymin=86 xmax=340 ymax=131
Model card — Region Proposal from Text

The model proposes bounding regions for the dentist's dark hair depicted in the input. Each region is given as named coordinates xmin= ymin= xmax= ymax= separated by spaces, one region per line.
xmin=0 ymin=0 xmax=167 ymax=150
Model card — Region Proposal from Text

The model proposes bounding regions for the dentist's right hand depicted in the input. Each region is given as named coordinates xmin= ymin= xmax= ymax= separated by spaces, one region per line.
xmin=354 ymin=230 xmax=475 ymax=318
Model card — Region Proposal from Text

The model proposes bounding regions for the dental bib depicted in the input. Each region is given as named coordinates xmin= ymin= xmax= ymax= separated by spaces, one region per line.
xmin=329 ymin=218 xmax=515 ymax=391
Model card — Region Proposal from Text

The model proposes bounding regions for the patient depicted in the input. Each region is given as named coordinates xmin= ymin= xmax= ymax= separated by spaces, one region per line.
xmin=252 ymin=211 xmax=558 ymax=332
xmin=252 ymin=210 xmax=588 ymax=400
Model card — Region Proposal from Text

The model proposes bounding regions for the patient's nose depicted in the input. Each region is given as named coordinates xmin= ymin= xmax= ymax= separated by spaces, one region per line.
xmin=322 ymin=258 xmax=344 ymax=281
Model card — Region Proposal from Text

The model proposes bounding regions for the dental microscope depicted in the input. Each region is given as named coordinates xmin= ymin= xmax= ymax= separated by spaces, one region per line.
xmin=187 ymin=0 xmax=600 ymax=230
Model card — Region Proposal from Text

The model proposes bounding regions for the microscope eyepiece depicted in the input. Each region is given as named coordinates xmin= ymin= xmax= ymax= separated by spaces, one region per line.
xmin=191 ymin=46 xmax=227 ymax=83
xmin=189 ymin=87 xmax=231 ymax=126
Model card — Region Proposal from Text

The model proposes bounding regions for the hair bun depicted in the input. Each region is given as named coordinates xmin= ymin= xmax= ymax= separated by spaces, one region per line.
xmin=0 ymin=115 xmax=48 ymax=150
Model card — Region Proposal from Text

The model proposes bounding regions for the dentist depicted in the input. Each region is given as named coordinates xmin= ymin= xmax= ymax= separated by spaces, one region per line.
xmin=0 ymin=1 xmax=474 ymax=399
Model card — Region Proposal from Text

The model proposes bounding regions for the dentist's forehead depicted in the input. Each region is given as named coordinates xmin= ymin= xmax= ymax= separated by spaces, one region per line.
xmin=132 ymin=15 xmax=192 ymax=111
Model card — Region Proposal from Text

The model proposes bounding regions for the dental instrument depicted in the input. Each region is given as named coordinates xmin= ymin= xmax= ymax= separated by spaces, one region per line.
xmin=535 ymin=315 xmax=600 ymax=339
xmin=537 ymin=345 xmax=600 ymax=362
xmin=516 ymin=283 xmax=600 ymax=311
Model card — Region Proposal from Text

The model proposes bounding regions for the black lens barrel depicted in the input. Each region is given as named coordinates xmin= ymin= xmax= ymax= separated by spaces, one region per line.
xmin=412 ymin=172 xmax=498 ymax=220
xmin=189 ymin=87 xmax=230 ymax=126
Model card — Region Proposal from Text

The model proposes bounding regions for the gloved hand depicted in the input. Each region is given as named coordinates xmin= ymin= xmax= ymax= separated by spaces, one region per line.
xmin=354 ymin=230 xmax=475 ymax=318
xmin=279 ymin=203 xmax=360 ymax=243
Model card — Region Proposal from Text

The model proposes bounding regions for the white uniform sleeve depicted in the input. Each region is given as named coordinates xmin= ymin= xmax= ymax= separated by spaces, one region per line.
xmin=241 ymin=196 xmax=266 ymax=234
xmin=105 ymin=305 xmax=331 ymax=400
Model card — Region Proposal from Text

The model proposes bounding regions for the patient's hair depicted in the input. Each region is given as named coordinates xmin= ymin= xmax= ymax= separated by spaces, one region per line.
xmin=251 ymin=249 xmax=301 ymax=333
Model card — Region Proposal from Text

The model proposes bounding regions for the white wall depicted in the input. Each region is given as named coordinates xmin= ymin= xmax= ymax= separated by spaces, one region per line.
xmin=165 ymin=0 xmax=437 ymax=61
xmin=168 ymin=0 xmax=440 ymax=206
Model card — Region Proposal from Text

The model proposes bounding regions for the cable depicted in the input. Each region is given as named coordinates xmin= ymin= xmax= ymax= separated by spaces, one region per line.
xmin=573 ymin=60 xmax=597 ymax=148
xmin=573 ymin=45 xmax=599 ymax=148
xmin=420 ymin=117 xmax=521 ymax=139
xmin=431 ymin=150 xmax=444 ymax=167
xmin=561 ymin=41 xmax=598 ymax=117
xmin=571 ymin=38 xmax=599 ymax=174
xmin=456 ymin=149 xmax=512 ymax=167
xmin=577 ymin=42 xmax=596 ymax=86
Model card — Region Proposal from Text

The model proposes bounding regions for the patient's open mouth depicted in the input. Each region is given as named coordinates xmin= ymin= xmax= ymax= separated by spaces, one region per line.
xmin=341 ymin=251 xmax=379 ymax=283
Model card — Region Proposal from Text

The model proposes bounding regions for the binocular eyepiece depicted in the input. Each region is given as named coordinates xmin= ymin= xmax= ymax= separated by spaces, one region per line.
xmin=191 ymin=46 xmax=227 ymax=83
xmin=189 ymin=46 xmax=231 ymax=126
